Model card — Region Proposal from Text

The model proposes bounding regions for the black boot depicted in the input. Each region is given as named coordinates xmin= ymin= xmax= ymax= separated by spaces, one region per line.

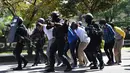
xmin=32 ymin=63 xmax=38 ymax=66
xmin=23 ymin=61 xmax=28 ymax=68
xmin=22 ymin=57 xmax=28 ymax=68
xmin=13 ymin=67 xmax=22 ymax=70
xmin=88 ymin=62 xmax=93 ymax=67
xmin=90 ymin=64 xmax=98 ymax=69
xmin=64 ymin=66 xmax=72 ymax=72
xmin=100 ymin=62 xmax=104 ymax=70
xmin=45 ymin=67 xmax=55 ymax=72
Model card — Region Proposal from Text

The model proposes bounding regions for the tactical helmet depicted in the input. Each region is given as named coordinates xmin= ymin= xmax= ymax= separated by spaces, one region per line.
xmin=84 ymin=13 xmax=93 ymax=20
xmin=17 ymin=16 xmax=23 ymax=25
xmin=51 ymin=11 xmax=60 ymax=18
xmin=36 ymin=18 xmax=45 ymax=26
xmin=37 ymin=18 xmax=45 ymax=24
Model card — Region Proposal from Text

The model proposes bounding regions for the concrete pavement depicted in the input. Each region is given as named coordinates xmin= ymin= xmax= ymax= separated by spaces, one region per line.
xmin=0 ymin=49 xmax=130 ymax=73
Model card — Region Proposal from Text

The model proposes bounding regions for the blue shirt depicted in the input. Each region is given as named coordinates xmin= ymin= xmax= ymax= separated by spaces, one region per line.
xmin=103 ymin=24 xmax=115 ymax=43
xmin=68 ymin=27 xmax=78 ymax=43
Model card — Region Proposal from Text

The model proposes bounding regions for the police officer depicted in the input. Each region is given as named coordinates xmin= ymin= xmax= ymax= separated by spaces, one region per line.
xmin=12 ymin=16 xmax=28 ymax=70
xmin=45 ymin=12 xmax=72 ymax=72
xmin=31 ymin=18 xmax=48 ymax=66
xmin=84 ymin=13 xmax=104 ymax=70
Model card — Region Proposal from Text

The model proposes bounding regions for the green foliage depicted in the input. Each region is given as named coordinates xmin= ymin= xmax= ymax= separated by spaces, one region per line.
xmin=113 ymin=21 xmax=130 ymax=27
xmin=0 ymin=15 xmax=13 ymax=36
xmin=96 ymin=0 xmax=129 ymax=22
xmin=59 ymin=0 xmax=77 ymax=18
xmin=0 ymin=30 xmax=2 ymax=36
xmin=76 ymin=0 xmax=121 ymax=14
xmin=0 ymin=0 xmax=122 ymax=28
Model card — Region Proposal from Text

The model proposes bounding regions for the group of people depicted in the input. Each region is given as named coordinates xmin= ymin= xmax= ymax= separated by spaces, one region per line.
xmin=9 ymin=12 xmax=126 ymax=72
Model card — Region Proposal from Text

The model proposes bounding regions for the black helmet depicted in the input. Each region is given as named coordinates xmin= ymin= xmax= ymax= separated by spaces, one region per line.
xmin=51 ymin=11 xmax=60 ymax=18
xmin=82 ymin=13 xmax=93 ymax=24
xmin=84 ymin=13 xmax=93 ymax=21
xmin=16 ymin=16 xmax=23 ymax=25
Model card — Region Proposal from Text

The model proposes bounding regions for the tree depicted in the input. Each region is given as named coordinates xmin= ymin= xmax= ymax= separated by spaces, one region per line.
xmin=59 ymin=0 xmax=121 ymax=15
xmin=58 ymin=0 xmax=121 ymax=20
xmin=0 ymin=0 xmax=62 ymax=28
xmin=96 ymin=0 xmax=129 ymax=22
xmin=0 ymin=0 xmax=121 ymax=25
xmin=23 ymin=0 xmax=61 ymax=28
xmin=59 ymin=0 xmax=77 ymax=18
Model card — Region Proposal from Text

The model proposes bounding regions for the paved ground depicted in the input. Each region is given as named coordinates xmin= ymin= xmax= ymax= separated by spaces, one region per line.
xmin=0 ymin=49 xmax=130 ymax=73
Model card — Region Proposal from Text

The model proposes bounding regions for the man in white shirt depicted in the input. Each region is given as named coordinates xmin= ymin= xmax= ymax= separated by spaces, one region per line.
xmin=72 ymin=23 xmax=90 ymax=67
xmin=43 ymin=24 xmax=54 ymax=59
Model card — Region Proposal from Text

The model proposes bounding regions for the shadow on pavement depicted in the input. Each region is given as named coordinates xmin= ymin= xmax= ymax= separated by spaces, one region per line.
xmin=0 ymin=62 xmax=16 ymax=65
xmin=124 ymin=68 xmax=130 ymax=70
xmin=122 ymin=65 xmax=130 ymax=67
xmin=126 ymin=51 xmax=130 ymax=52
xmin=0 ymin=66 xmax=102 ymax=73
xmin=27 ymin=66 xmax=101 ymax=73
xmin=0 ymin=63 xmax=102 ymax=73
xmin=122 ymin=58 xmax=130 ymax=60
xmin=0 ymin=70 xmax=10 ymax=73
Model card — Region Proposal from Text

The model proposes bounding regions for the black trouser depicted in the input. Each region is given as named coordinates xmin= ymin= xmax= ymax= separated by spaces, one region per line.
xmin=84 ymin=51 xmax=93 ymax=63
xmin=76 ymin=40 xmax=80 ymax=58
xmin=34 ymin=40 xmax=48 ymax=64
xmin=84 ymin=43 xmax=93 ymax=63
xmin=49 ymin=38 xmax=71 ymax=68
xmin=104 ymin=39 xmax=115 ymax=62
xmin=69 ymin=40 xmax=78 ymax=66
xmin=64 ymin=42 xmax=70 ymax=59
xmin=84 ymin=42 xmax=104 ymax=66
xmin=91 ymin=47 xmax=104 ymax=66
xmin=13 ymin=42 xmax=28 ymax=68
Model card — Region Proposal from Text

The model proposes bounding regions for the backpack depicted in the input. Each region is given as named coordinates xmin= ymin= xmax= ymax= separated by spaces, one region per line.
xmin=85 ymin=25 xmax=99 ymax=37
xmin=85 ymin=23 xmax=103 ymax=44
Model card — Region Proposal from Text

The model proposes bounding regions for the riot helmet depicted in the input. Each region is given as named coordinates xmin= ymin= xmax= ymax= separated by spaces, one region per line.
xmin=36 ymin=18 xmax=45 ymax=27
xmin=17 ymin=16 xmax=23 ymax=26
xmin=51 ymin=11 xmax=61 ymax=22
xmin=37 ymin=18 xmax=45 ymax=24
xmin=83 ymin=13 xmax=93 ymax=25
xmin=51 ymin=11 xmax=60 ymax=18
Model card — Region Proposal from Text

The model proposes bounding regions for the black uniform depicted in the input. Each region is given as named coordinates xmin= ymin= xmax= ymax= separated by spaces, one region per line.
xmin=31 ymin=28 xmax=48 ymax=66
xmin=45 ymin=20 xmax=72 ymax=72
xmin=84 ymin=22 xmax=104 ymax=69
xmin=13 ymin=24 xmax=28 ymax=70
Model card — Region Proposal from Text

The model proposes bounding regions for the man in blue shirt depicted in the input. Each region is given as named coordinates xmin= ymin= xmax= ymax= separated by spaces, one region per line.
xmin=68 ymin=22 xmax=79 ymax=68
xmin=99 ymin=20 xmax=115 ymax=65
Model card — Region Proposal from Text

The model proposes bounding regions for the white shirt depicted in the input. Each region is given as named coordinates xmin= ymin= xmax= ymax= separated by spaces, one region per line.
xmin=43 ymin=25 xmax=54 ymax=40
xmin=75 ymin=27 xmax=90 ymax=43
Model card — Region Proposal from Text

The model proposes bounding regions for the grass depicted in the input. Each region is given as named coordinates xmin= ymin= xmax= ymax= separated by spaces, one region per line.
xmin=0 ymin=50 xmax=27 ymax=55
xmin=122 ymin=47 xmax=130 ymax=50
xmin=100 ymin=47 xmax=130 ymax=52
